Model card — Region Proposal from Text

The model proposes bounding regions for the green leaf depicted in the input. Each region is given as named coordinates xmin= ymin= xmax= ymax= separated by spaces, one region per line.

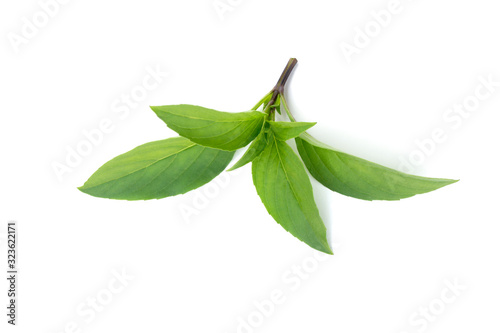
xmin=79 ymin=137 xmax=234 ymax=200
xmin=227 ymin=126 xmax=268 ymax=171
xmin=269 ymin=121 xmax=316 ymax=141
xmin=296 ymin=133 xmax=458 ymax=201
xmin=252 ymin=133 xmax=332 ymax=254
xmin=150 ymin=104 xmax=266 ymax=151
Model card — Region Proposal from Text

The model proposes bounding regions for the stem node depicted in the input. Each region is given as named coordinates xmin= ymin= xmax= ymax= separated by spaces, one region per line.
xmin=263 ymin=58 xmax=298 ymax=116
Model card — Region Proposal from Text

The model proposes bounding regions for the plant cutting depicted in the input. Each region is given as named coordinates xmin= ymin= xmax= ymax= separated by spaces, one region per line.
xmin=79 ymin=58 xmax=458 ymax=254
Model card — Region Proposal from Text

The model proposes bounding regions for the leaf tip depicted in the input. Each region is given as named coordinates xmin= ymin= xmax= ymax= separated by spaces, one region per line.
xmin=321 ymin=242 xmax=334 ymax=255
xmin=322 ymin=247 xmax=334 ymax=255
xmin=443 ymin=178 xmax=460 ymax=186
xmin=306 ymin=122 xmax=317 ymax=130
xmin=311 ymin=239 xmax=334 ymax=255
xmin=77 ymin=185 xmax=88 ymax=194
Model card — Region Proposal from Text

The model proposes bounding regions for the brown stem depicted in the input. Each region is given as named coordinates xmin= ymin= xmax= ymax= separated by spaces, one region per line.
xmin=267 ymin=58 xmax=298 ymax=107
xmin=274 ymin=58 xmax=298 ymax=93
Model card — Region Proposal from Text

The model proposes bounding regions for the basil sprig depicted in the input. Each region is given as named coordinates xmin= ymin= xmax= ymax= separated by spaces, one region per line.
xmin=80 ymin=58 xmax=457 ymax=254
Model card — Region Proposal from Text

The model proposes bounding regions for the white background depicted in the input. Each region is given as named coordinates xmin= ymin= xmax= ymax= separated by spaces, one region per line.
xmin=1 ymin=0 xmax=500 ymax=332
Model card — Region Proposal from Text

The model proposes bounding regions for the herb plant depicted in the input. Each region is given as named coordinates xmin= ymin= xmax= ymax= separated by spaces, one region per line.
xmin=79 ymin=58 xmax=457 ymax=254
